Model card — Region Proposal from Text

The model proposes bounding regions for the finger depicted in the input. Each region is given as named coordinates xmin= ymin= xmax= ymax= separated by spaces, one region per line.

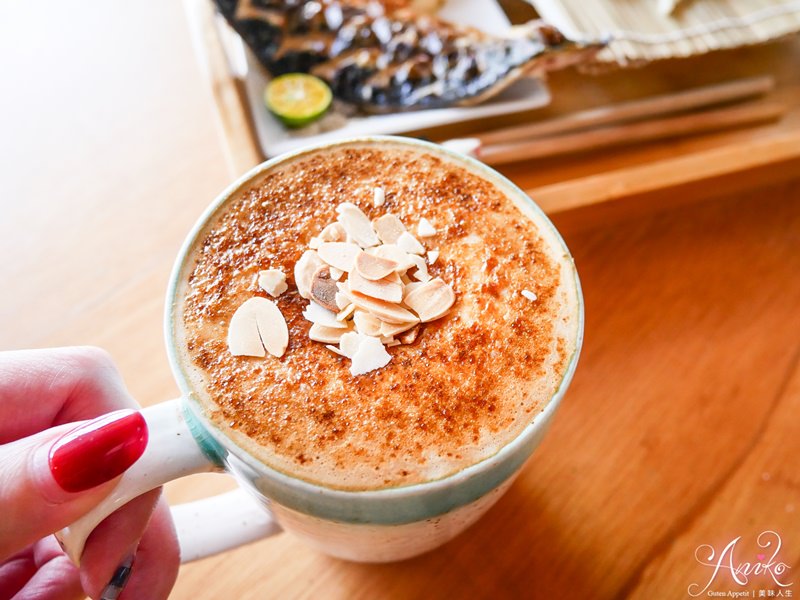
xmin=8 ymin=537 xmax=82 ymax=600
xmin=82 ymin=495 xmax=180 ymax=600
xmin=118 ymin=497 xmax=179 ymax=600
xmin=79 ymin=488 xmax=162 ymax=596
xmin=0 ymin=347 xmax=138 ymax=443
xmin=0 ymin=411 xmax=148 ymax=559
xmin=0 ymin=547 xmax=36 ymax=599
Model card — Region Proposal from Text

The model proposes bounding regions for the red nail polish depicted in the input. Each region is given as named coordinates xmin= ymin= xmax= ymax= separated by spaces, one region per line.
xmin=48 ymin=410 xmax=148 ymax=493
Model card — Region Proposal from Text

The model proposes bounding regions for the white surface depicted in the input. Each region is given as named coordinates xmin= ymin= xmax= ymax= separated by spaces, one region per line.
xmin=224 ymin=0 xmax=551 ymax=158
xmin=175 ymin=489 xmax=282 ymax=563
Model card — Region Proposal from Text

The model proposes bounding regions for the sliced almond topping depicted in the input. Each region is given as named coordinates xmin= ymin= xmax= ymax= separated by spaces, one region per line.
xmin=397 ymin=231 xmax=425 ymax=255
xmin=294 ymin=250 xmax=324 ymax=299
xmin=309 ymin=237 xmax=322 ymax=249
xmin=338 ymin=331 xmax=366 ymax=358
xmin=326 ymin=344 xmax=346 ymax=356
xmin=399 ymin=323 xmax=422 ymax=345
xmin=350 ymin=336 xmax=391 ymax=376
xmin=379 ymin=319 xmax=418 ymax=337
xmin=340 ymin=286 xmax=420 ymax=324
xmin=227 ymin=297 xmax=289 ymax=358
xmin=417 ymin=218 xmax=437 ymax=238
xmin=371 ymin=244 xmax=414 ymax=271
xmin=309 ymin=323 xmax=350 ymax=344
xmin=355 ymin=251 xmax=398 ymax=281
xmin=329 ymin=267 xmax=344 ymax=281
xmin=334 ymin=292 xmax=351 ymax=311
xmin=317 ymin=242 xmax=361 ymax=272
xmin=373 ymin=187 xmax=385 ymax=207
xmin=427 ymin=250 xmax=439 ymax=265
xmin=521 ymin=289 xmax=538 ymax=301
xmin=372 ymin=214 xmax=406 ymax=245
xmin=353 ymin=310 xmax=382 ymax=337
xmin=257 ymin=269 xmax=288 ymax=297
xmin=408 ymin=254 xmax=431 ymax=283
xmin=380 ymin=335 xmax=396 ymax=345
xmin=310 ymin=266 xmax=339 ymax=312
xmin=403 ymin=281 xmax=425 ymax=299
xmin=336 ymin=302 xmax=356 ymax=321
xmin=403 ymin=278 xmax=455 ymax=323
xmin=348 ymin=269 xmax=403 ymax=303
xmin=302 ymin=300 xmax=349 ymax=329
xmin=318 ymin=222 xmax=346 ymax=243
xmin=336 ymin=203 xmax=379 ymax=248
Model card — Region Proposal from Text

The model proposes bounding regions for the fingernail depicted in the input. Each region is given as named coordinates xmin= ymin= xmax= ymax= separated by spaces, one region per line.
xmin=100 ymin=553 xmax=135 ymax=600
xmin=48 ymin=410 xmax=148 ymax=493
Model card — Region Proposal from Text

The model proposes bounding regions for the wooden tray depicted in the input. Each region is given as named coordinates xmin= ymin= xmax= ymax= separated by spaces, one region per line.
xmin=184 ymin=0 xmax=800 ymax=231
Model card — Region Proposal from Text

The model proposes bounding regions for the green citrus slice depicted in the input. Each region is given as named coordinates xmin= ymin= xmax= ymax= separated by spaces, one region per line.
xmin=264 ymin=74 xmax=332 ymax=128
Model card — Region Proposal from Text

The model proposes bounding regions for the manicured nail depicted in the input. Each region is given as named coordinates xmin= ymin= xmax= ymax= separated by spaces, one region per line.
xmin=100 ymin=553 xmax=135 ymax=600
xmin=48 ymin=410 xmax=148 ymax=493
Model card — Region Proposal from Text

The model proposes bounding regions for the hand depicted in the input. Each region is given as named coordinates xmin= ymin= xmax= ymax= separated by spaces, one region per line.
xmin=0 ymin=347 xmax=179 ymax=600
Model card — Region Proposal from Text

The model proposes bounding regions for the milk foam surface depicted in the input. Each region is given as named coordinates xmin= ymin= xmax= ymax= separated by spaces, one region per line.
xmin=174 ymin=141 xmax=580 ymax=490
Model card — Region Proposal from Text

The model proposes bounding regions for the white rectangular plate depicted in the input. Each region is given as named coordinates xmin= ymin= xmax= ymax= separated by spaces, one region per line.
xmin=221 ymin=0 xmax=551 ymax=157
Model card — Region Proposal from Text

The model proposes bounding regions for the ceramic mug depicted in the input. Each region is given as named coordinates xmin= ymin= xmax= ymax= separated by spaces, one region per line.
xmin=58 ymin=136 xmax=584 ymax=565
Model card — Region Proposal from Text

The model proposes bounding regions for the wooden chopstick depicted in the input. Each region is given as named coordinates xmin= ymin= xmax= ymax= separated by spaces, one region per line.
xmin=477 ymin=101 xmax=785 ymax=166
xmin=477 ymin=76 xmax=775 ymax=147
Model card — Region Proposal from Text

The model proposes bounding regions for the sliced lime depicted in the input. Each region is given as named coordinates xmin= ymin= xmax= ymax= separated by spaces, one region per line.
xmin=264 ymin=74 xmax=332 ymax=128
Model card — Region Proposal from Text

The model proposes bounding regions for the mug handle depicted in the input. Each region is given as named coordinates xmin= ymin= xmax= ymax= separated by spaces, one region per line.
xmin=55 ymin=399 xmax=282 ymax=564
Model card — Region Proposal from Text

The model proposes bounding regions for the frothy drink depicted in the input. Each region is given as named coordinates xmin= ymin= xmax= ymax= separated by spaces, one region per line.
xmin=172 ymin=139 xmax=580 ymax=491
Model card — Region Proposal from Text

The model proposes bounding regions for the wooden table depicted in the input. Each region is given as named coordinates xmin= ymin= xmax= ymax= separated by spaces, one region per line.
xmin=1 ymin=2 xmax=798 ymax=598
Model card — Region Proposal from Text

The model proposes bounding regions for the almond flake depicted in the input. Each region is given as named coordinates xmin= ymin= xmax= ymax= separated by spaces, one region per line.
xmin=303 ymin=300 xmax=348 ymax=329
xmin=294 ymin=250 xmax=324 ymax=299
xmin=257 ymin=269 xmax=288 ymax=297
xmin=335 ymin=292 xmax=351 ymax=311
xmin=340 ymin=286 xmax=420 ymax=324
xmin=338 ymin=331 xmax=366 ymax=358
xmin=336 ymin=203 xmax=379 ymax=248
xmin=403 ymin=281 xmax=425 ymax=299
xmin=336 ymin=303 xmax=356 ymax=321
xmin=348 ymin=269 xmax=403 ymax=303
xmin=427 ymin=250 xmax=439 ymax=265
xmin=318 ymin=242 xmax=361 ymax=272
xmin=399 ymin=323 xmax=422 ymax=345
xmin=372 ymin=214 xmax=406 ymax=245
xmin=355 ymin=251 xmax=398 ymax=281
xmin=350 ymin=336 xmax=392 ymax=376
xmin=309 ymin=323 xmax=350 ymax=344
xmin=417 ymin=218 xmax=437 ymax=238
xmin=521 ymin=289 xmax=538 ymax=301
xmin=408 ymin=254 xmax=431 ymax=283
xmin=379 ymin=320 xmax=418 ymax=337
xmin=370 ymin=244 xmax=414 ymax=271
xmin=373 ymin=187 xmax=385 ymax=207
xmin=310 ymin=267 xmax=339 ymax=312
xmin=330 ymin=267 xmax=344 ymax=281
xmin=403 ymin=278 xmax=455 ymax=323
xmin=326 ymin=344 xmax=346 ymax=356
xmin=353 ymin=310 xmax=382 ymax=337
xmin=227 ymin=297 xmax=289 ymax=358
xmin=318 ymin=222 xmax=346 ymax=243
xmin=397 ymin=231 xmax=425 ymax=255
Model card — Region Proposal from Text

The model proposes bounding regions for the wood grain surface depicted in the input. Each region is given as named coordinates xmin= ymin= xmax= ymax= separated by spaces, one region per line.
xmin=1 ymin=2 xmax=799 ymax=599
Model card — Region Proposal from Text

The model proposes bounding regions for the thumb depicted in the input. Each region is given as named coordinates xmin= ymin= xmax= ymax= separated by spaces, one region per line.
xmin=0 ymin=410 xmax=148 ymax=559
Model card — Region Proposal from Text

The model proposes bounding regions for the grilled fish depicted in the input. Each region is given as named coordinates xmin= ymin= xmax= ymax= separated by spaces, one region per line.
xmin=214 ymin=0 xmax=603 ymax=113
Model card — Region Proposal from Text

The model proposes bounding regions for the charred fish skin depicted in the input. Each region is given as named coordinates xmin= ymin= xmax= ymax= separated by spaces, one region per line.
xmin=214 ymin=0 xmax=602 ymax=112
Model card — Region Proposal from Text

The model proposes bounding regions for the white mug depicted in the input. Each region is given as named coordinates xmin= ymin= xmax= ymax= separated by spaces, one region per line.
xmin=58 ymin=136 xmax=584 ymax=565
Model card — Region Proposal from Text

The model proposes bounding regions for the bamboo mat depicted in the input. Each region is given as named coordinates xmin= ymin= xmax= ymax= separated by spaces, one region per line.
xmin=526 ymin=0 xmax=800 ymax=66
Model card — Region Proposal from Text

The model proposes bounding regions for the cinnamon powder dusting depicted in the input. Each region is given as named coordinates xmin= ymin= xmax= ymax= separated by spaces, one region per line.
xmin=179 ymin=143 xmax=575 ymax=490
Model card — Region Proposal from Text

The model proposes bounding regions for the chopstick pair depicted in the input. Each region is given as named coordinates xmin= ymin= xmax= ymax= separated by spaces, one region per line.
xmin=442 ymin=76 xmax=784 ymax=165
